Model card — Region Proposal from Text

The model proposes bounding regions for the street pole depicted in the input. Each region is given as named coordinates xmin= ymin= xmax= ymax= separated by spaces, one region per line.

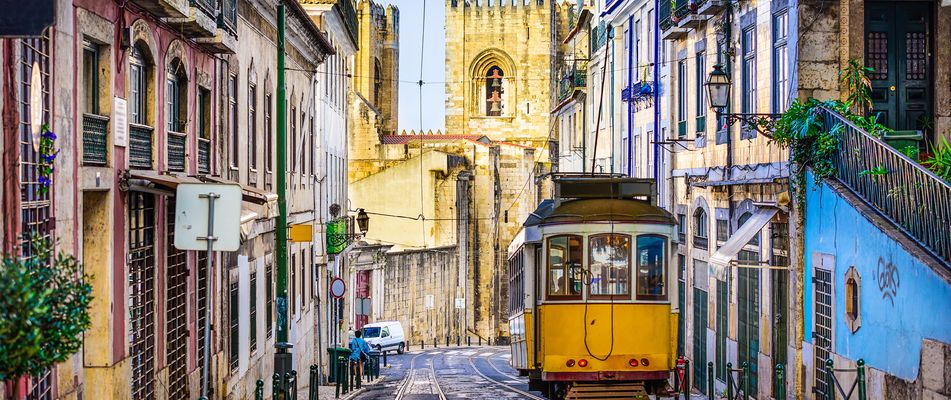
xmin=199 ymin=192 xmax=219 ymax=399
xmin=274 ymin=0 xmax=293 ymax=377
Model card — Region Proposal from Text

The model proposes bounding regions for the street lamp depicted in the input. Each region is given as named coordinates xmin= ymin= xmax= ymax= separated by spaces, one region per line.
xmin=356 ymin=208 xmax=370 ymax=236
xmin=706 ymin=63 xmax=731 ymax=111
xmin=705 ymin=63 xmax=782 ymax=136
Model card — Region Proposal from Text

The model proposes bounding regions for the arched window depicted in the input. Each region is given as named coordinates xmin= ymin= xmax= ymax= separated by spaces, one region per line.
xmin=373 ymin=58 xmax=382 ymax=107
xmin=165 ymin=58 xmax=187 ymax=171
xmin=165 ymin=59 xmax=187 ymax=133
xmin=485 ymin=66 xmax=504 ymax=116
xmin=129 ymin=43 xmax=155 ymax=169
xmin=693 ymin=208 xmax=709 ymax=250
xmin=130 ymin=45 xmax=151 ymax=126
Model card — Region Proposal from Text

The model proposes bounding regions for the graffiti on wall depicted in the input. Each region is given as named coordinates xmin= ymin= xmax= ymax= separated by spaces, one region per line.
xmin=876 ymin=257 xmax=900 ymax=306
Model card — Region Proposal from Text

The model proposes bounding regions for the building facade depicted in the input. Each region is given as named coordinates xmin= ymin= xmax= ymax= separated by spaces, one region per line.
xmin=0 ymin=0 xmax=339 ymax=398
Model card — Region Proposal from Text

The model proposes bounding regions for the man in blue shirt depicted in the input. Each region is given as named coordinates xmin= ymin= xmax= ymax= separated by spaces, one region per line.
xmin=349 ymin=329 xmax=371 ymax=377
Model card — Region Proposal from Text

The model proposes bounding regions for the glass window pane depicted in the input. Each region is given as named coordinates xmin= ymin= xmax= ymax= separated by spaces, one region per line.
xmin=637 ymin=235 xmax=667 ymax=300
xmin=588 ymin=234 xmax=631 ymax=297
xmin=548 ymin=235 xmax=583 ymax=297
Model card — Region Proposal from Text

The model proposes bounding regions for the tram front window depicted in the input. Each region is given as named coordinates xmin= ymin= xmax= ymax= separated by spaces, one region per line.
xmin=636 ymin=235 xmax=668 ymax=300
xmin=548 ymin=235 xmax=583 ymax=298
xmin=588 ymin=234 xmax=631 ymax=298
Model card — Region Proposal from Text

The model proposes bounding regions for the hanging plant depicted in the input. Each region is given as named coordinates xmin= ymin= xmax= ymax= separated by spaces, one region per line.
xmin=37 ymin=124 xmax=58 ymax=196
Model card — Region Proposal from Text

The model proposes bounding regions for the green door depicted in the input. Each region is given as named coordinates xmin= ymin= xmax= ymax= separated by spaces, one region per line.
xmin=865 ymin=2 xmax=933 ymax=132
xmin=715 ymin=279 xmax=728 ymax=382
xmin=693 ymin=287 xmax=709 ymax=393
xmin=737 ymin=252 xmax=760 ymax=396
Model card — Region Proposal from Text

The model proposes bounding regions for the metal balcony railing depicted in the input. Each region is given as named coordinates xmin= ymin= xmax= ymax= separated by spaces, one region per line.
xmin=674 ymin=0 xmax=690 ymax=20
xmin=218 ymin=0 xmax=237 ymax=33
xmin=659 ymin=0 xmax=674 ymax=31
xmin=82 ymin=113 xmax=109 ymax=166
xmin=818 ymin=107 xmax=951 ymax=265
xmin=191 ymin=0 xmax=215 ymax=16
xmin=558 ymin=69 xmax=587 ymax=102
xmin=694 ymin=235 xmax=708 ymax=250
xmin=167 ymin=131 xmax=187 ymax=172
xmin=129 ymin=123 xmax=154 ymax=169
xmin=198 ymin=138 xmax=211 ymax=174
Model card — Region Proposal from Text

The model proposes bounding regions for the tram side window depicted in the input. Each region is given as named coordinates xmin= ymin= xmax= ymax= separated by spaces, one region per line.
xmin=636 ymin=235 xmax=668 ymax=300
xmin=588 ymin=234 xmax=632 ymax=298
xmin=548 ymin=235 xmax=583 ymax=298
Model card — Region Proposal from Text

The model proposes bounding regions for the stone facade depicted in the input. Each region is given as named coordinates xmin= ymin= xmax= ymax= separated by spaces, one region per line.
xmin=444 ymin=0 xmax=559 ymax=148
xmin=349 ymin=0 xmax=400 ymax=182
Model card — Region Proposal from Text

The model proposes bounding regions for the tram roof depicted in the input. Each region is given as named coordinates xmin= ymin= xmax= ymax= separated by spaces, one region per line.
xmin=534 ymin=198 xmax=676 ymax=226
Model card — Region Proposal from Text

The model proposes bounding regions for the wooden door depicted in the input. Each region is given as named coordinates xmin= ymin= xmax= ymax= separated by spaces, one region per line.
xmin=866 ymin=2 xmax=933 ymax=132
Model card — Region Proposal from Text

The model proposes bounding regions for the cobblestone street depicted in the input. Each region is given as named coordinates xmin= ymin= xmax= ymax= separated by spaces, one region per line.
xmin=327 ymin=346 xmax=712 ymax=400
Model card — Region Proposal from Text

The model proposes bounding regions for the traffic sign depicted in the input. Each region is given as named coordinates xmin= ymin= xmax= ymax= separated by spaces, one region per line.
xmin=330 ymin=277 xmax=346 ymax=299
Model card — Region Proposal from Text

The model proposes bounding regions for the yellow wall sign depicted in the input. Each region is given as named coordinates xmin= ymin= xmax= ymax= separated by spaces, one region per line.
xmin=289 ymin=224 xmax=313 ymax=242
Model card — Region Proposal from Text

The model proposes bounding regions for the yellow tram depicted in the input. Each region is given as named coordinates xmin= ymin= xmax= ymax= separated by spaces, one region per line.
xmin=507 ymin=175 xmax=679 ymax=399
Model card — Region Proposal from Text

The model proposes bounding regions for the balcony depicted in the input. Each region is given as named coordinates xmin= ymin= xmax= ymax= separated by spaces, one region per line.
xmin=129 ymin=124 xmax=154 ymax=169
xmin=660 ymin=0 xmax=688 ymax=40
xmin=558 ymin=69 xmax=587 ymax=102
xmin=198 ymin=138 xmax=210 ymax=174
xmin=82 ymin=113 xmax=109 ymax=166
xmin=218 ymin=0 xmax=237 ymax=34
xmin=677 ymin=0 xmax=710 ymax=29
xmin=163 ymin=0 xmax=217 ymax=37
xmin=196 ymin=27 xmax=238 ymax=54
xmin=694 ymin=235 xmax=709 ymax=250
xmin=819 ymin=107 xmax=951 ymax=265
xmin=167 ymin=131 xmax=187 ymax=172
xmin=696 ymin=0 xmax=726 ymax=16
xmin=129 ymin=0 xmax=189 ymax=18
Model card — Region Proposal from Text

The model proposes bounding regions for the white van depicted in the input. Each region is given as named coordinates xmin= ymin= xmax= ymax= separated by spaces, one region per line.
xmin=361 ymin=321 xmax=406 ymax=354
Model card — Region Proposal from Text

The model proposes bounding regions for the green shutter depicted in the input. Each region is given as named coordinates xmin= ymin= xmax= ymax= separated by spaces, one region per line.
xmin=738 ymin=258 xmax=760 ymax=395
xmin=693 ymin=288 xmax=708 ymax=394
xmin=716 ymin=279 xmax=728 ymax=381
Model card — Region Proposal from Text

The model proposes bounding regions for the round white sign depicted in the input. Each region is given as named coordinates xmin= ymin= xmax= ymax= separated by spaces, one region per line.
xmin=29 ymin=61 xmax=43 ymax=151
xmin=330 ymin=277 xmax=346 ymax=299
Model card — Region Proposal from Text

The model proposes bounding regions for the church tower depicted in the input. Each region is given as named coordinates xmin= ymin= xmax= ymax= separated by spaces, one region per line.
xmin=444 ymin=0 xmax=559 ymax=149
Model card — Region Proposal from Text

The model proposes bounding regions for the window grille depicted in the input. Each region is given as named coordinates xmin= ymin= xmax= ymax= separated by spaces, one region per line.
xmin=166 ymin=201 xmax=189 ymax=400
xmin=128 ymin=192 xmax=156 ymax=400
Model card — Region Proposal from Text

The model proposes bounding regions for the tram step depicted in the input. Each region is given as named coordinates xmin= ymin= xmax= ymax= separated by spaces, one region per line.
xmin=565 ymin=382 xmax=649 ymax=399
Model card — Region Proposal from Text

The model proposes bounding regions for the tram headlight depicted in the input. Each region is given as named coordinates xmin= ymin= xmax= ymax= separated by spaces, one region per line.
xmin=566 ymin=359 xmax=575 ymax=367
xmin=628 ymin=359 xmax=639 ymax=367
xmin=578 ymin=359 xmax=588 ymax=368
xmin=640 ymin=358 xmax=650 ymax=367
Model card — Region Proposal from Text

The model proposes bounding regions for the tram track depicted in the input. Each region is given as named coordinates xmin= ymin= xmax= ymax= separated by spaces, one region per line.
xmin=466 ymin=354 xmax=547 ymax=400
xmin=394 ymin=350 xmax=447 ymax=400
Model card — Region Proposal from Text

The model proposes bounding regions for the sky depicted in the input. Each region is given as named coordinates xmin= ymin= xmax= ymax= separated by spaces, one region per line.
xmin=381 ymin=0 xmax=446 ymax=133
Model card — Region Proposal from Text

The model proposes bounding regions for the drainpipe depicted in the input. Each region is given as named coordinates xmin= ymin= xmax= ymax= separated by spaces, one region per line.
xmin=610 ymin=25 xmax=616 ymax=174
xmin=627 ymin=15 xmax=634 ymax=177
xmin=653 ymin=0 xmax=660 ymax=183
